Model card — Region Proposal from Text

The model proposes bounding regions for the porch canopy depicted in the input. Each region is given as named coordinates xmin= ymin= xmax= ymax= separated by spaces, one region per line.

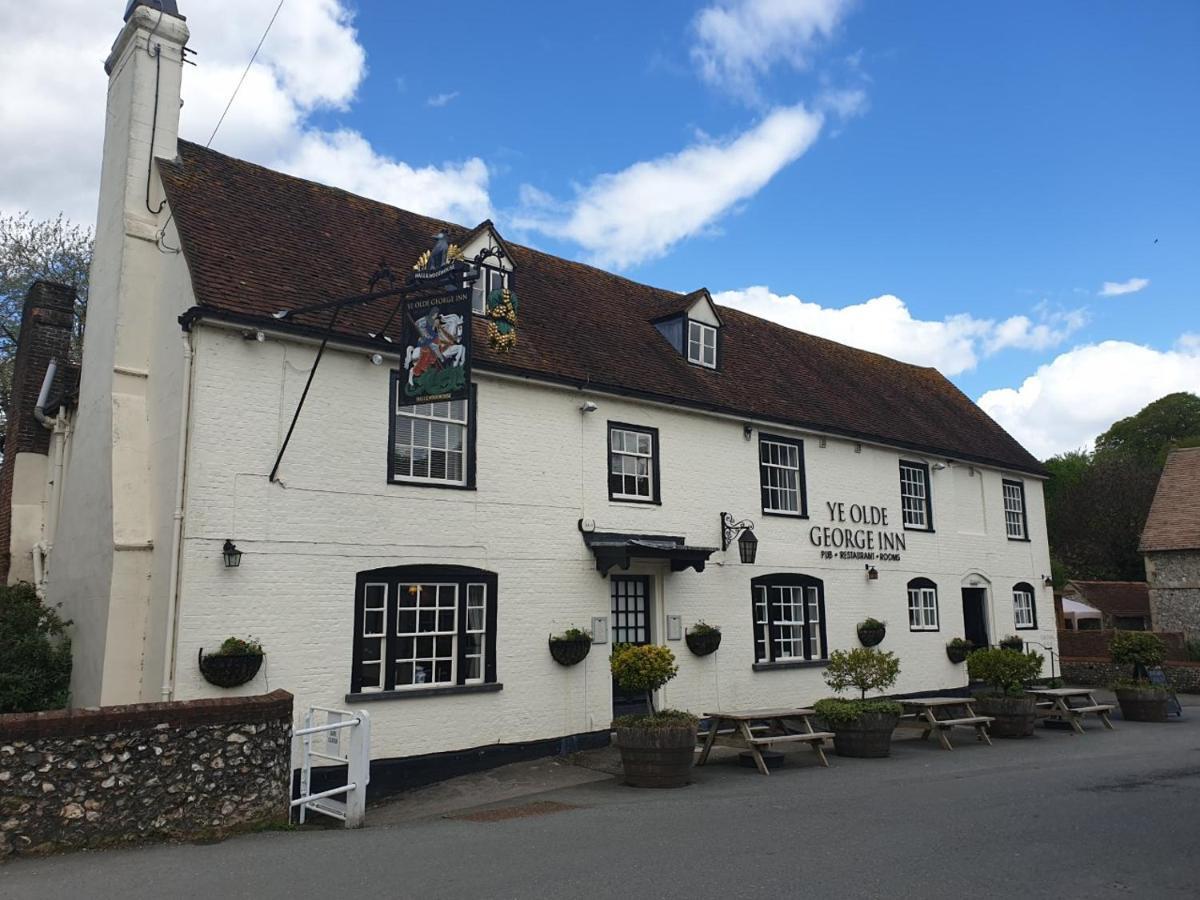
xmin=582 ymin=531 xmax=716 ymax=576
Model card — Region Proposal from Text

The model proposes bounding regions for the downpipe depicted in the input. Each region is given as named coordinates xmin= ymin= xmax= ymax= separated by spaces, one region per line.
xmin=161 ymin=331 xmax=195 ymax=701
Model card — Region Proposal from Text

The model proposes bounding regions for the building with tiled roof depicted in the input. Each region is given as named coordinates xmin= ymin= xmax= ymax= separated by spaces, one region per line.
xmin=1061 ymin=581 xmax=1152 ymax=631
xmin=28 ymin=4 xmax=1055 ymax=786
xmin=1141 ymin=447 xmax=1200 ymax=638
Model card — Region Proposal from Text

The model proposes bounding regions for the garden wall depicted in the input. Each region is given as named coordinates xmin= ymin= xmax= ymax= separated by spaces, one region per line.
xmin=1060 ymin=658 xmax=1200 ymax=693
xmin=1057 ymin=629 xmax=1187 ymax=660
xmin=0 ymin=690 xmax=291 ymax=860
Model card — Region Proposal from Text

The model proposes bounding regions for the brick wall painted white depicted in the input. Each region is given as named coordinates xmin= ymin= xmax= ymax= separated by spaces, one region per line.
xmin=173 ymin=326 xmax=1057 ymax=762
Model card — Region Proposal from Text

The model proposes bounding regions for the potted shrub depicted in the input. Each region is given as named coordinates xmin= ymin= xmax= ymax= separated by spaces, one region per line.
xmin=813 ymin=648 xmax=903 ymax=758
xmin=856 ymin=617 xmax=886 ymax=647
xmin=198 ymin=637 xmax=263 ymax=688
xmin=610 ymin=644 xmax=697 ymax=788
xmin=1110 ymin=631 xmax=1170 ymax=722
xmin=946 ymin=638 xmax=973 ymax=664
xmin=685 ymin=621 xmax=722 ymax=656
xmin=999 ymin=635 xmax=1025 ymax=652
xmin=967 ymin=647 xmax=1045 ymax=737
xmin=549 ymin=627 xmax=592 ymax=666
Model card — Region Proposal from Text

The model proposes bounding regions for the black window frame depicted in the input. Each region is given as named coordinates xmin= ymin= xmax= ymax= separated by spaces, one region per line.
xmin=898 ymin=459 xmax=934 ymax=532
xmin=751 ymin=573 xmax=828 ymax=669
xmin=906 ymin=576 xmax=940 ymax=632
xmin=349 ymin=564 xmax=499 ymax=700
xmin=1002 ymin=478 xmax=1030 ymax=542
xmin=1012 ymin=581 xmax=1037 ymax=630
xmin=387 ymin=378 xmax=477 ymax=490
xmin=607 ymin=421 xmax=662 ymax=505
xmin=758 ymin=432 xmax=808 ymax=518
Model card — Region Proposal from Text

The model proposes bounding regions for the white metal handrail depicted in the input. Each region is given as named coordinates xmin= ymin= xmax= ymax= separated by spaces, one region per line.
xmin=292 ymin=707 xmax=370 ymax=828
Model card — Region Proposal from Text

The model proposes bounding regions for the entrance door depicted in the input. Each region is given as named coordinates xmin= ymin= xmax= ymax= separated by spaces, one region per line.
xmin=961 ymin=588 xmax=989 ymax=649
xmin=611 ymin=575 xmax=651 ymax=718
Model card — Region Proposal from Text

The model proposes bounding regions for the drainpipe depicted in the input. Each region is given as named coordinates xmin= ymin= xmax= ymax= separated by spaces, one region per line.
xmin=32 ymin=360 xmax=64 ymax=598
xmin=161 ymin=331 xmax=196 ymax=700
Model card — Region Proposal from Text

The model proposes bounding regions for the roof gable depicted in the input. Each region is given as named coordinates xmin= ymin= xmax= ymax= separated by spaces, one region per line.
xmin=159 ymin=141 xmax=1045 ymax=475
xmin=1140 ymin=447 xmax=1200 ymax=551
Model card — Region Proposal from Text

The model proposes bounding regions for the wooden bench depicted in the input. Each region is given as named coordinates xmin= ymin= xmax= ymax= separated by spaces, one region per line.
xmin=697 ymin=708 xmax=832 ymax=774
xmin=1027 ymin=688 xmax=1115 ymax=734
xmin=897 ymin=698 xmax=994 ymax=751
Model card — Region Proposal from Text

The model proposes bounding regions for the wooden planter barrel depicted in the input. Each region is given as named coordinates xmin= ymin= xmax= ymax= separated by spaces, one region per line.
xmin=1115 ymin=687 xmax=1169 ymax=722
xmin=549 ymin=637 xmax=592 ymax=667
xmin=974 ymin=694 xmax=1037 ymax=738
xmin=198 ymin=649 xmax=263 ymax=688
xmin=829 ymin=712 xmax=899 ymax=758
xmin=685 ymin=629 xmax=722 ymax=656
xmin=614 ymin=722 xmax=698 ymax=788
xmin=857 ymin=624 xmax=886 ymax=647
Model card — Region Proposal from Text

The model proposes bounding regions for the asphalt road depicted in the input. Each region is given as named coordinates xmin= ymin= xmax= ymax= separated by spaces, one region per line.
xmin=5 ymin=705 xmax=1199 ymax=900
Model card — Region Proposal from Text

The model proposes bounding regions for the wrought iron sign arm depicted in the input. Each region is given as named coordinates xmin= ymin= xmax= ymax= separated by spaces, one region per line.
xmin=721 ymin=511 xmax=755 ymax=551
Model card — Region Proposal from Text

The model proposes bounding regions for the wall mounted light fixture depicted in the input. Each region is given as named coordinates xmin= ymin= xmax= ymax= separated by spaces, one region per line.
xmin=368 ymin=353 xmax=384 ymax=366
xmin=865 ymin=564 xmax=879 ymax=580
xmin=222 ymin=540 xmax=243 ymax=568
xmin=580 ymin=401 xmax=598 ymax=414
xmin=242 ymin=329 xmax=265 ymax=342
xmin=721 ymin=512 xmax=758 ymax=564
xmin=743 ymin=424 xmax=753 ymax=441
xmin=1043 ymin=574 xmax=1054 ymax=587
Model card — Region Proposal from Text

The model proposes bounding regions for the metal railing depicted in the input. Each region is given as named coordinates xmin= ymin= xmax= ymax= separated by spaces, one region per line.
xmin=292 ymin=706 xmax=370 ymax=828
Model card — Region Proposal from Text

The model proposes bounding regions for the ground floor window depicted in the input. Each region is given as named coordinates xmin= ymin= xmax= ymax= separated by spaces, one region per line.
xmin=351 ymin=565 xmax=497 ymax=694
xmin=752 ymin=574 xmax=827 ymax=663
xmin=1012 ymin=581 xmax=1036 ymax=630
xmin=907 ymin=577 xmax=939 ymax=630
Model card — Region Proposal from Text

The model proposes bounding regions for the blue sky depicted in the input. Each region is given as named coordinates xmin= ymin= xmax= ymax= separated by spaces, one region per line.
xmin=2 ymin=1 xmax=1197 ymax=457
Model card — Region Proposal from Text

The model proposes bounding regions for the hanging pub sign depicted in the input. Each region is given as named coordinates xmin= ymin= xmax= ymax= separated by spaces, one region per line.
xmin=399 ymin=232 xmax=473 ymax=407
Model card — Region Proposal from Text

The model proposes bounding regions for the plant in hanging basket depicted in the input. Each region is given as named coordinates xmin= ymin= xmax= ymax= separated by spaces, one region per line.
xmin=549 ymin=627 xmax=593 ymax=666
xmin=198 ymin=637 xmax=264 ymax=688
xmin=998 ymin=635 xmax=1025 ymax=652
xmin=946 ymin=638 xmax=973 ymax=664
xmin=685 ymin=621 xmax=722 ymax=656
xmin=856 ymin=617 xmax=886 ymax=647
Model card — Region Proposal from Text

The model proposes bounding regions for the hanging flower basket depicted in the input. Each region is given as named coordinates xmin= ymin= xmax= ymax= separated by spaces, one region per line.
xmin=549 ymin=636 xmax=592 ymax=667
xmin=198 ymin=648 xmax=263 ymax=688
xmin=946 ymin=640 xmax=974 ymax=664
xmin=685 ymin=628 xmax=722 ymax=656
xmin=857 ymin=621 xmax=886 ymax=647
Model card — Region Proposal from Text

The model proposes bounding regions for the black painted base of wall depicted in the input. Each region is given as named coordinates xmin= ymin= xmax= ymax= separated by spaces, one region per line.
xmin=294 ymin=729 xmax=612 ymax=804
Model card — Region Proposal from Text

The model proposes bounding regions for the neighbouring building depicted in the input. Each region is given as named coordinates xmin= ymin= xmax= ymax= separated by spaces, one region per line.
xmin=1059 ymin=581 xmax=1151 ymax=631
xmin=1141 ymin=447 xmax=1200 ymax=640
xmin=28 ymin=2 xmax=1056 ymax=782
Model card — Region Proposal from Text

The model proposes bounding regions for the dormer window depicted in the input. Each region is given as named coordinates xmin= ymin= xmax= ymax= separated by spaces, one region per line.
xmin=471 ymin=266 xmax=507 ymax=315
xmin=688 ymin=321 xmax=717 ymax=368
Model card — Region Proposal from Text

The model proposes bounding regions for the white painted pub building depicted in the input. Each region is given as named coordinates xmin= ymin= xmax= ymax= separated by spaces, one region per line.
xmin=33 ymin=3 xmax=1055 ymax=785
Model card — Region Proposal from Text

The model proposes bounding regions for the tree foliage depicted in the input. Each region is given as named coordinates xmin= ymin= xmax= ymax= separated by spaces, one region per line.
xmin=0 ymin=582 xmax=73 ymax=713
xmin=0 ymin=211 xmax=92 ymax=415
xmin=1044 ymin=393 xmax=1200 ymax=583
xmin=967 ymin=647 xmax=1045 ymax=697
xmin=822 ymin=647 xmax=900 ymax=700
xmin=610 ymin=643 xmax=678 ymax=714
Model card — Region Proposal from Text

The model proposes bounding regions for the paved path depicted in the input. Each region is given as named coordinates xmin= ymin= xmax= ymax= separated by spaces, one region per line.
xmin=5 ymin=700 xmax=1199 ymax=899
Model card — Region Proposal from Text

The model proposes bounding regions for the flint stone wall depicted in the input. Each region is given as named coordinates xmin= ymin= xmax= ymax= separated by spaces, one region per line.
xmin=1060 ymin=658 xmax=1200 ymax=693
xmin=0 ymin=690 xmax=291 ymax=860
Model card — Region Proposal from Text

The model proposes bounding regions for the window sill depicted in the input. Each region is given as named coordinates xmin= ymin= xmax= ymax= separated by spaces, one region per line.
xmin=609 ymin=496 xmax=661 ymax=506
xmin=909 ymin=627 xmax=941 ymax=633
xmin=902 ymin=525 xmax=935 ymax=533
xmin=752 ymin=659 xmax=827 ymax=672
xmin=1006 ymin=536 xmax=1031 ymax=543
xmin=346 ymin=682 xmax=502 ymax=703
xmin=388 ymin=479 xmax=477 ymax=491
xmin=1014 ymin=625 xmax=1038 ymax=631
xmin=761 ymin=510 xmax=809 ymax=520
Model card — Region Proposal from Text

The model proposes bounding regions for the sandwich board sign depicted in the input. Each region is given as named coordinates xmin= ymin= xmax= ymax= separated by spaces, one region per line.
xmin=1147 ymin=667 xmax=1183 ymax=717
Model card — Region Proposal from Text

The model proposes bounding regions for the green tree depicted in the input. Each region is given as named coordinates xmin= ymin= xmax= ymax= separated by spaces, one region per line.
xmin=0 ymin=212 xmax=92 ymax=416
xmin=0 ymin=582 xmax=73 ymax=713
xmin=1094 ymin=392 xmax=1200 ymax=466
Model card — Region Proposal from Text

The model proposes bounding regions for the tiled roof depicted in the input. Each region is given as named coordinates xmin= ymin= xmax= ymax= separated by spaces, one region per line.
xmin=1140 ymin=447 xmax=1200 ymax=551
xmin=159 ymin=141 xmax=1045 ymax=475
xmin=1063 ymin=581 xmax=1151 ymax=618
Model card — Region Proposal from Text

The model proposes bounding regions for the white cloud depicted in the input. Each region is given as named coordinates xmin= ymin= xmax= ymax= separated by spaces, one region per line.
xmin=1099 ymin=277 xmax=1150 ymax=296
xmin=712 ymin=286 xmax=1087 ymax=376
xmin=692 ymin=0 xmax=855 ymax=101
xmin=977 ymin=336 xmax=1200 ymax=459
xmin=0 ymin=1 xmax=491 ymax=227
xmin=515 ymin=104 xmax=824 ymax=269
xmin=426 ymin=91 xmax=460 ymax=108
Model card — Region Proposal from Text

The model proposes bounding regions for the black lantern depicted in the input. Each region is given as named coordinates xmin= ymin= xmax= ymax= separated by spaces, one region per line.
xmin=721 ymin=512 xmax=757 ymax=564
xmin=865 ymin=564 xmax=878 ymax=580
xmin=737 ymin=527 xmax=758 ymax=564
xmin=222 ymin=539 xmax=243 ymax=568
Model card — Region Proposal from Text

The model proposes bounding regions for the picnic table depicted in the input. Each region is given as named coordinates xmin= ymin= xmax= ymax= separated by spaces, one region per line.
xmin=895 ymin=697 xmax=994 ymax=750
xmin=696 ymin=708 xmax=833 ymax=775
xmin=1025 ymin=687 xmax=1114 ymax=734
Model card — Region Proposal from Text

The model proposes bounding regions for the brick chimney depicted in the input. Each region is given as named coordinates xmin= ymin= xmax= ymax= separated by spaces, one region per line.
xmin=0 ymin=281 xmax=76 ymax=583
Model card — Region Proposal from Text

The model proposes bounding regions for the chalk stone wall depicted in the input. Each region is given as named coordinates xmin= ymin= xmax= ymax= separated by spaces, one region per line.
xmin=1146 ymin=550 xmax=1200 ymax=639
xmin=0 ymin=690 xmax=291 ymax=860
xmin=1060 ymin=658 xmax=1200 ymax=694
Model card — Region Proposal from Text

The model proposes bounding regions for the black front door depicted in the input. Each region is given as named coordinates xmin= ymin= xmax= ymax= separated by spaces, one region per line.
xmin=961 ymin=588 xmax=989 ymax=649
xmin=611 ymin=575 xmax=651 ymax=718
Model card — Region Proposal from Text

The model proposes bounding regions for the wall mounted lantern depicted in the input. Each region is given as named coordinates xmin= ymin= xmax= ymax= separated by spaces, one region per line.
xmin=1042 ymin=574 xmax=1054 ymax=587
xmin=721 ymin=512 xmax=758 ymax=564
xmin=865 ymin=565 xmax=878 ymax=580
xmin=222 ymin=539 xmax=243 ymax=568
